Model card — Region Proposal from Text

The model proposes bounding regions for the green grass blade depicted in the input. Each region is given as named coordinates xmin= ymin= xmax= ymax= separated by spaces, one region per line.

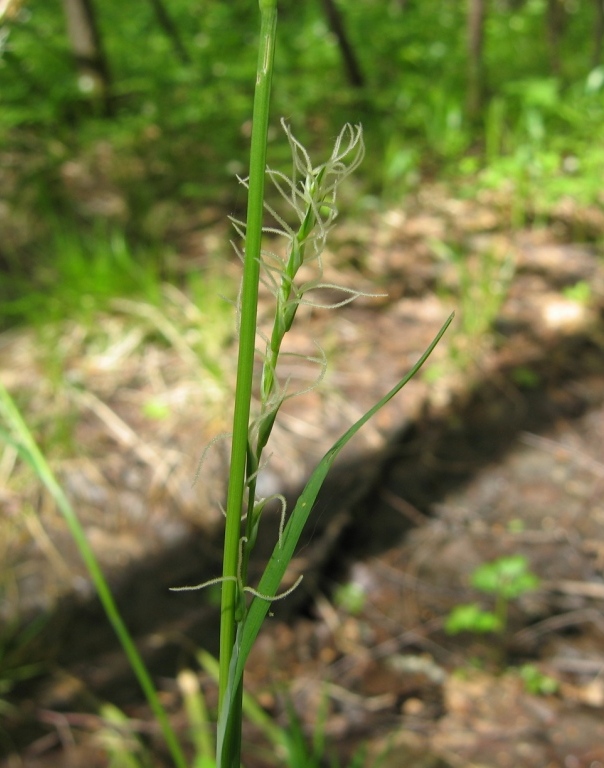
xmin=239 ymin=311 xmax=453 ymax=673
xmin=217 ymin=2 xmax=278 ymax=765
xmin=217 ymin=312 xmax=453 ymax=758
xmin=177 ymin=668 xmax=215 ymax=766
xmin=219 ymin=0 xmax=278 ymax=718
xmin=0 ymin=384 xmax=188 ymax=768
xmin=198 ymin=649 xmax=285 ymax=754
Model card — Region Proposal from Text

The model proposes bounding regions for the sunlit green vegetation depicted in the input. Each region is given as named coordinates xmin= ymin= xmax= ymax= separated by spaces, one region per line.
xmin=1 ymin=0 xmax=603 ymax=329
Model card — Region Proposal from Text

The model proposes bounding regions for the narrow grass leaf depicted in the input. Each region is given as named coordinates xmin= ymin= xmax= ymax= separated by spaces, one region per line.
xmin=217 ymin=312 xmax=453 ymax=759
xmin=0 ymin=383 xmax=188 ymax=768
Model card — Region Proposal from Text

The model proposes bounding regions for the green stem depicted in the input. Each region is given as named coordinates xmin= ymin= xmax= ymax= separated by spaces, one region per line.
xmin=0 ymin=385 xmax=187 ymax=768
xmin=218 ymin=0 xmax=277 ymax=764
xmin=495 ymin=592 xmax=508 ymax=634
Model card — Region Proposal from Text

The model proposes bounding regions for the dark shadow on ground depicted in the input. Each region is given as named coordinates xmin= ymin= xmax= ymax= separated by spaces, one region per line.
xmin=5 ymin=318 xmax=604 ymax=758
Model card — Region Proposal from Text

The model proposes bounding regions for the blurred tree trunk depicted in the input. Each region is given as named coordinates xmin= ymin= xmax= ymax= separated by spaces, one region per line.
xmin=319 ymin=0 xmax=365 ymax=88
xmin=467 ymin=0 xmax=486 ymax=120
xmin=147 ymin=0 xmax=190 ymax=64
xmin=61 ymin=0 xmax=112 ymax=114
xmin=546 ymin=0 xmax=564 ymax=76
xmin=594 ymin=0 xmax=604 ymax=66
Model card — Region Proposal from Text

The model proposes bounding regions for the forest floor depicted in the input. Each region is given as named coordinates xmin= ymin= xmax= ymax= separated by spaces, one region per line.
xmin=1 ymin=183 xmax=604 ymax=767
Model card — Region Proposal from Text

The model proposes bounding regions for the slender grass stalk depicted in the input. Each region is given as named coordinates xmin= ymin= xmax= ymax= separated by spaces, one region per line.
xmin=218 ymin=1 xmax=277 ymax=764
xmin=0 ymin=384 xmax=188 ymax=768
xmin=220 ymin=0 xmax=277 ymax=673
xmin=210 ymin=5 xmax=453 ymax=767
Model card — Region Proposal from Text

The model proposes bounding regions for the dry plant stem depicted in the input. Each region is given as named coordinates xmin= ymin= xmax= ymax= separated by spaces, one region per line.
xmin=218 ymin=0 xmax=277 ymax=763
xmin=0 ymin=384 xmax=188 ymax=768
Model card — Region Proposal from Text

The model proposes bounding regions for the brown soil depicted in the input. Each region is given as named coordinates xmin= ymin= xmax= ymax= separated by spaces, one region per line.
xmin=2 ymin=186 xmax=604 ymax=767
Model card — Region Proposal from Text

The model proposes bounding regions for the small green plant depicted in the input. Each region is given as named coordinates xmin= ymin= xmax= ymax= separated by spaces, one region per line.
xmin=518 ymin=663 xmax=559 ymax=696
xmin=562 ymin=280 xmax=592 ymax=305
xmin=445 ymin=555 xmax=540 ymax=637
xmin=333 ymin=580 xmax=367 ymax=616
xmin=445 ymin=602 xmax=503 ymax=635
xmin=511 ymin=366 xmax=541 ymax=389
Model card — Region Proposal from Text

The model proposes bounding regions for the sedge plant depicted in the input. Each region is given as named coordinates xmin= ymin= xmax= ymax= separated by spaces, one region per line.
xmin=166 ymin=2 xmax=452 ymax=766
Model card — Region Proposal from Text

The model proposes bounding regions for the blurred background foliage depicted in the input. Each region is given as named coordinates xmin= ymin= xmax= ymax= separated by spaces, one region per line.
xmin=1 ymin=0 xmax=603 ymax=328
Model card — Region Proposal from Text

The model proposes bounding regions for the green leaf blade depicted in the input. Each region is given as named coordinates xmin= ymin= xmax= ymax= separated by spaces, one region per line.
xmin=217 ymin=313 xmax=453 ymax=760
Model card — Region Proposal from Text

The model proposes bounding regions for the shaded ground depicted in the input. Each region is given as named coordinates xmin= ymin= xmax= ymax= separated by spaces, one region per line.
xmin=247 ymin=373 xmax=604 ymax=768
xmin=1 ymin=187 xmax=604 ymax=767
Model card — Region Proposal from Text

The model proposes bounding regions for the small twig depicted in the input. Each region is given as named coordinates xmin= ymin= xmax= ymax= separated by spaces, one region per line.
xmin=38 ymin=708 xmax=157 ymax=735
xmin=521 ymin=431 xmax=604 ymax=478
xmin=380 ymin=488 xmax=429 ymax=527
xmin=548 ymin=658 xmax=604 ymax=675
xmin=514 ymin=607 xmax=604 ymax=644
xmin=541 ymin=579 xmax=604 ymax=600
